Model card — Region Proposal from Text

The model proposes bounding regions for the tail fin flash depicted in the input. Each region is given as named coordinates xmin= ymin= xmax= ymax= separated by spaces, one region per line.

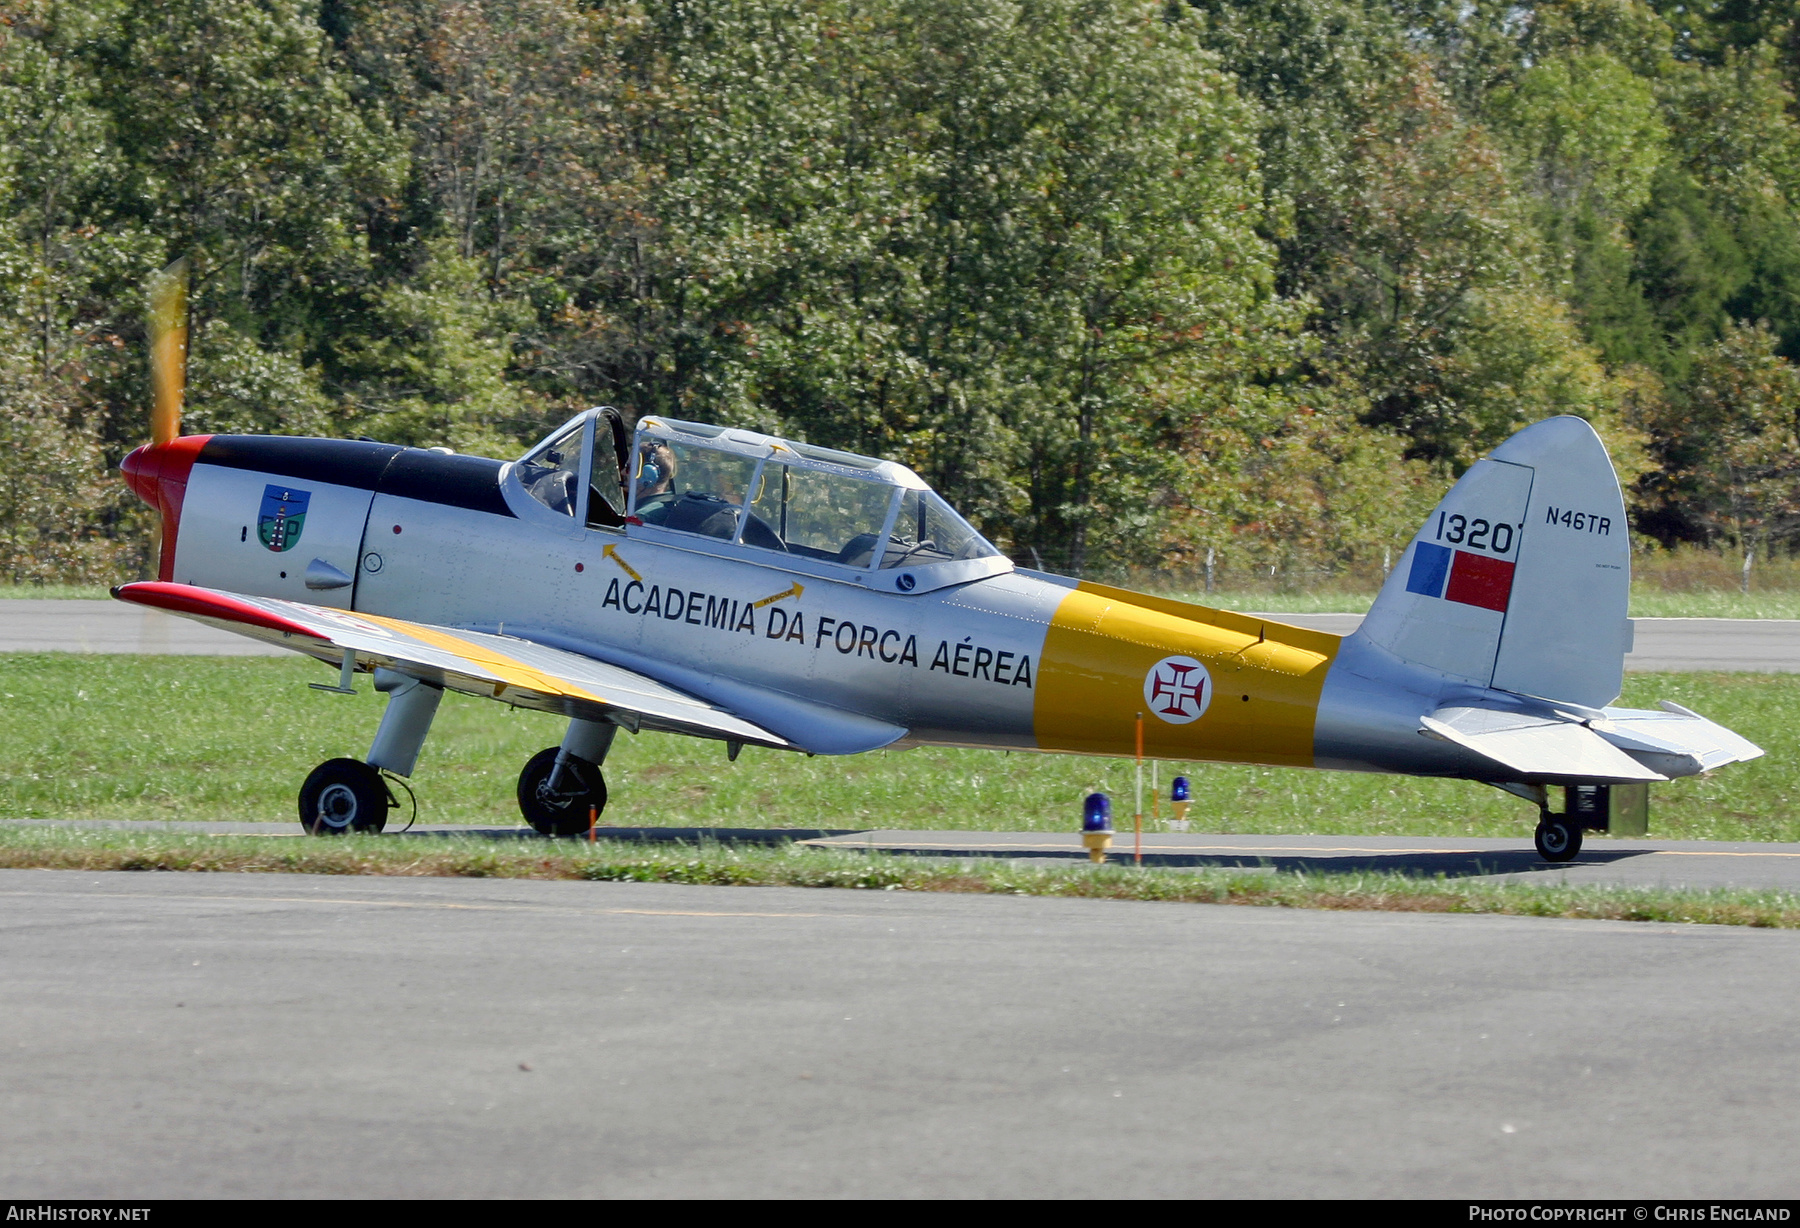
xmin=1359 ymin=417 xmax=1629 ymax=709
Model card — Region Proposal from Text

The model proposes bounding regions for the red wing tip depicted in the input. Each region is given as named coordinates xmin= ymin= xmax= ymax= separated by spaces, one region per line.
xmin=113 ymin=581 xmax=321 ymax=640
xmin=114 ymin=580 xmax=192 ymax=603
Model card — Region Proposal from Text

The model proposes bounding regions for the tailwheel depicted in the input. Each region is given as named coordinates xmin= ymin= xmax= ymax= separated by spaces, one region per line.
xmin=299 ymin=758 xmax=393 ymax=835
xmin=517 ymin=746 xmax=608 ymax=836
xmin=1534 ymin=815 xmax=1582 ymax=863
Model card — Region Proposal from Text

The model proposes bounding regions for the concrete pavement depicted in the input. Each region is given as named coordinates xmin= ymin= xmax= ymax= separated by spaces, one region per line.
xmin=1261 ymin=612 xmax=1800 ymax=672
xmin=9 ymin=821 xmax=1800 ymax=892
xmin=806 ymin=829 xmax=1800 ymax=891
xmin=2 ymin=869 xmax=1797 ymax=1198
xmin=0 ymin=598 xmax=283 ymax=655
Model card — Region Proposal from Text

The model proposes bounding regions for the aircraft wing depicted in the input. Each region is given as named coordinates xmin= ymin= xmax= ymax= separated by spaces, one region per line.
xmin=113 ymin=581 xmax=790 ymax=750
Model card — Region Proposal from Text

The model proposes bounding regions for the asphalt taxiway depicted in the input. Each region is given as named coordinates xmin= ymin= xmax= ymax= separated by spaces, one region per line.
xmin=3 ymin=869 xmax=1797 ymax=1198
xmin=803 ymin=829 xmax=1800 ymax=891
xmin=11 ymin=820 xmax=1800 ymax=892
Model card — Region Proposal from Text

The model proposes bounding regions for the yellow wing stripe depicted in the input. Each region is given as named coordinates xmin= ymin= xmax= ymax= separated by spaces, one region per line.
xmin=350 ymin=612 xmax=608 ymax=705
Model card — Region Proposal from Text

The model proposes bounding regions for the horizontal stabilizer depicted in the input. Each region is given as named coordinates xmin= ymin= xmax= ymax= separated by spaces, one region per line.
xmin=1594 ymin=703 xmax=1765 ymax=776
xmin=1419 ymin=706 xmax=1665 ymax=782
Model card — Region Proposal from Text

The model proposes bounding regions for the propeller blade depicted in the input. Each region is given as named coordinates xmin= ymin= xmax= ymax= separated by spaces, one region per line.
xmin=148 ymin=257 xmax=188 ymax=447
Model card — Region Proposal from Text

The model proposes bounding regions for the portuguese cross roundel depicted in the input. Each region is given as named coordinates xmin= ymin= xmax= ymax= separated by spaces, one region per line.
xmin=1143 ymin=655 xmax=1212 ymax=725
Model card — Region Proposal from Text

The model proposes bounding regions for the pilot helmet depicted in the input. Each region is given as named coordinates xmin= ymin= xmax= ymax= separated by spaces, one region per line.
xmin=635 ymin=440 xmax=675 ymax=496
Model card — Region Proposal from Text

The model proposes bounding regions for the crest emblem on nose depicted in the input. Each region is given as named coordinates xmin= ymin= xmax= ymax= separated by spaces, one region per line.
xmin=258 ymin=485 xmax=311 ymax=553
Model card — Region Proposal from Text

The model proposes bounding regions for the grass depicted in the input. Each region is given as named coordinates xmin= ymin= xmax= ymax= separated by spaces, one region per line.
xmin=1 ymin=653 xmax=1792 ymax=840
xmin=1624 ymin=591 xmax=1800 ymax=619
xmin=1 ymin=824 xmax=1797 ymax=928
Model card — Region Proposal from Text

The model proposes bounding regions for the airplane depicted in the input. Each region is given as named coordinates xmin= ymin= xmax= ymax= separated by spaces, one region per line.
xmin=114 ymin=268 xmax=1761 ymax=862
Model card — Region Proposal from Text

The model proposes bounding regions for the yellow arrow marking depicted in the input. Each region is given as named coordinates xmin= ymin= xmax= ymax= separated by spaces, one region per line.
xmin=602 ymin=544 xmax=642 ymax=582
xmin=753 ymin=581 xmax=805 ymax=609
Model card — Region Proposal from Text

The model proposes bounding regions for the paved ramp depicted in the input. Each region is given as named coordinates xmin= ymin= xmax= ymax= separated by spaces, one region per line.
xmin=3 ymin=869 xmax=1798 ymax=1198
xmin=1261 ymin=611 xmax=1800 ymax=672
xmin=805 ymin=829 xmax=1800 ymax=891
xmin=0 ymin=598 xmax=283 ymax=655
xmin=10 ymin=820 xmax=1800 ymax=892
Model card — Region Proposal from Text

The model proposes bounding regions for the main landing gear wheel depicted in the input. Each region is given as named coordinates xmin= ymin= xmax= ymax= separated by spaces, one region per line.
xmin=1534 ymin=815 xmax=1582 ymax=863
xmin=517 ymin=746 xmax=608 ymax=836
xmin=299 ymin=758 xmax=393 ymax=835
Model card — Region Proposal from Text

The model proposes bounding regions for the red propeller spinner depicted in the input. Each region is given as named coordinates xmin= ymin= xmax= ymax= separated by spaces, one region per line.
xmin=121 ymin=435 xmax=210 ymax=582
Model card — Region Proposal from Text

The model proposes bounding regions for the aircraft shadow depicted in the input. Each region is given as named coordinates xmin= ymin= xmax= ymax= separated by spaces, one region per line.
xmin=862 ymin=844 xmax=1655 ymax=878
xmin=400 ymin=825 xmax=863 ymax=845
xmin=400 ymin=826 xmax=1654 ymax=879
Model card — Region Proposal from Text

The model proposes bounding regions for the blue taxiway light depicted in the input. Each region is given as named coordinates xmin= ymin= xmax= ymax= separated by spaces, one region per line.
xmin=1082 ymin=792 xmax=1113 ymax=832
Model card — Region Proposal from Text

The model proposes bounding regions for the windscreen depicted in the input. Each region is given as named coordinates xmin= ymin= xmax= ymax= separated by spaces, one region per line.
xmin=879 ymin=489 xmax=999 ymax=566
xmin=745 ymin=463 xmax=898 ymax=566
xmin=518 ymin=423 xmax=585 ymax=517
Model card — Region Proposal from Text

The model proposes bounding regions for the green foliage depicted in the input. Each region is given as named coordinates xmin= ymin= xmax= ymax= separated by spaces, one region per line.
xmin=332 ymin=239 xmax=539 ymax=452
xmin=0 ymin=361 xmax=140 ymax=584
xmin=3 ymin=0 xmax=1800 ymax=579
xmin=1490 ymin=48 xmax=1668 ymax=218
xmin=1646 ymin=319 xmax=1800 ymax=551
xmin=1179 ymin=399 xmax=1440 ymax=577
xmin=595 ymin=0 xmax=1298 ymax=571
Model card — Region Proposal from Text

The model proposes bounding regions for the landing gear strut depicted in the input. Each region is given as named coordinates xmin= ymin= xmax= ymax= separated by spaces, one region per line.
xmin=517 ymin=717 xmax=617 ymax=836
xmin=299 ymin=664 xmax=443 ymax=836
xmin=1493 ymin=782 xmax=1597 ymax=863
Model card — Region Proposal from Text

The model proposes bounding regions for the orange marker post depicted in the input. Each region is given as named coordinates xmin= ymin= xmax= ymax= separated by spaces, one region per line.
xmin=588 ymin=804 xmax=597 ymax=844
xmin=1134 ymin=712 xmax=1144 ymax=866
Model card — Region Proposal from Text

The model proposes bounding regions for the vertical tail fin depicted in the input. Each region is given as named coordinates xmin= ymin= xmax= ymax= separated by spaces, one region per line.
xmin=1358 ymin=416 xmax=1630 ymax=709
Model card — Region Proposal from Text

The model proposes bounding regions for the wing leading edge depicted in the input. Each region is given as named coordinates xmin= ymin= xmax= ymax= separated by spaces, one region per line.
xmin=114 ymin=581 xmax=789 ymax=750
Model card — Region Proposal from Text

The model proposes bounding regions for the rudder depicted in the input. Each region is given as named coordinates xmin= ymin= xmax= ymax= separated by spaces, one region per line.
xmin=1358 ymin=417 xmax=1629 ymax=709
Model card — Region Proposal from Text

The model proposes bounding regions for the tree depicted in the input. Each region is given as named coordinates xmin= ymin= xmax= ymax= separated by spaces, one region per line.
xmin=343 ymin=0 xmax=662 ymax=434
xmin=91 ymin=0 xmax=396 ymax=442
xmin=622 ymin=0 xmax=1293 ymax=573
xmin=1649 ymin=319 xmax=1800 ymax=566
xmin=1486 ymin=46 xmax=1668 ymax=283
xmin=1305 ymin=63 xmax=1553 ymax=463
xmin=0 ymin=1 xmax=152 ymax=578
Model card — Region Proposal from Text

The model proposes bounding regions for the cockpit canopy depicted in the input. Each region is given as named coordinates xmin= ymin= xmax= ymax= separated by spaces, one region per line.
xmin=513 ymin=410 xmax=1007 ymax=591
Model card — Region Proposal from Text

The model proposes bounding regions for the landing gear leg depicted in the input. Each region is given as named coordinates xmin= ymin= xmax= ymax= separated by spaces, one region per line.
xmin=298 ymin=668 xmax=443 ymax=836
xmin=518 ymin=717 xmax=616 ymax=836
xmin=1490 ymin=782 xmax=1586 ymax=864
